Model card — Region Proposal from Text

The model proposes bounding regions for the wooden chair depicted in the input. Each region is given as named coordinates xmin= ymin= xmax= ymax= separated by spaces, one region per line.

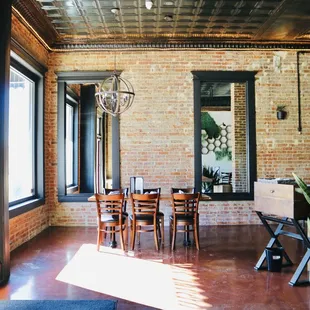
xmin=142 ymin=188 xmax=164 ymax=244
xmin=220 ymin=172 xmax=232 ymax=184
xmin=170 ymin=192 xmax=201 ymax=250
xmin=170 ymin=187 xmax=197 ymax=245
xmin=95 ymin=193 xmax=127 ymax=251
xmin=102 ymin=188 xmax=129 ymax=214
xmin=102 ymin=188 xmax=129 ymax=242
xmin=130 ymin=193 xmax=161 ymax=251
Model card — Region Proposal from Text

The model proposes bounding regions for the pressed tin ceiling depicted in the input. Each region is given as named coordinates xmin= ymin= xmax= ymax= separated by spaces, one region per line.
xmin=12 ymin=0 xmax=310 ymax=50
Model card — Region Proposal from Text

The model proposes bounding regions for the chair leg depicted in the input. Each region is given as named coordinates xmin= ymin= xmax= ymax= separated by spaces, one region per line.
xmin=193 ymin=220 xmax=200 ymax=250
xmin=119 ymin=224 xmax=125 ymax=251
xmin=103 ymin=224 xmax=107 ymax=240
xmin=110 ymin=227 xmax=114 ymax=242
xmin=97 ymin=228 xmax=101 ymax=251
xmin=197 ymin=215 xmax=200 ymax=247
xmin=157 ymin=223 xmax=162 ymax=240
xmin=130 ymin=220 xmax=136 ymax=250
xmin=154 ymin=221 xmax=159 ymax=251
xmin=169 ymin=219 xmax=172 ymax=245
xmin=137 ymin=226 xmax=141 ymax=245
xmin=124 ymin=218 xmax=128 ymax=246
xmin=160 ymin=216 xmax=164 ymax=245
xmin=171 ymin=220 xmax=177 ymax=251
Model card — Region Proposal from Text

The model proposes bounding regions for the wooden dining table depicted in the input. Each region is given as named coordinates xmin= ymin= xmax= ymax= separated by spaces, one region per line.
xmin=89 ymin=193 xmax=211 ymax=248
xmin=87 ymin=193 xmax=211 ymax=202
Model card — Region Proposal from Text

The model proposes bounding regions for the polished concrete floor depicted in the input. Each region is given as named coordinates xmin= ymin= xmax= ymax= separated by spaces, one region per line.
xmin=0 ymin=225 xmax=309 ymax=309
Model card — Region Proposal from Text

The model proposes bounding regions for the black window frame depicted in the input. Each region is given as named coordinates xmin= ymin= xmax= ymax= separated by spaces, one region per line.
xmin=192 ymin=71 xmax=257 ymax=201
xmin=9 ymin=53 xmax=45 ymax=218
xmin=65 ymin=89 xmax=79 ymax=194
xmin=56 ymin=71 xmax=120 ymax=202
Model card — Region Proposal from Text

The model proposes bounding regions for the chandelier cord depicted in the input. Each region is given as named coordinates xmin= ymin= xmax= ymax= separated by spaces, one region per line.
xmin=94 ymin=8 xmax=135 ymax=117
xmin=113 ymin=21 xmax=116 ymax=74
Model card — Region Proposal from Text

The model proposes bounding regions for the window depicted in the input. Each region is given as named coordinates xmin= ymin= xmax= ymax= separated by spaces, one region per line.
xmin=56 ymin=72 xmax=119 ymax=202
xmin=9 ymin=55 xmax=45 ymax=217
xmin=9 ymin=68 xmax=35 ymax=203
xmin=65 ymin=90 xmax=79 ymax=194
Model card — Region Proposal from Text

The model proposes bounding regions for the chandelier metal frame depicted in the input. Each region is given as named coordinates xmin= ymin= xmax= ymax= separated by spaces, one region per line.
xmin=95 ymin=73 xmax=135 ymax=117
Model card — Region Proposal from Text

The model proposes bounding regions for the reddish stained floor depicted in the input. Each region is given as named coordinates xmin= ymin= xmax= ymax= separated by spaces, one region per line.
xmin=0 ymin=225 xmax=309 ymax=309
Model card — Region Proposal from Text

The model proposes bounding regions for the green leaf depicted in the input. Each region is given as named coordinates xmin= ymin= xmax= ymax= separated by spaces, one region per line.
xmin=201 ymin=112 xmax=221 ymax=139
xmin=214 ymin=148 xmax=232 ymax=161
xmin=292 ymin=173 xmax=310 ymax=205
xmin=202 ymin=166 xmax=220 ymax=184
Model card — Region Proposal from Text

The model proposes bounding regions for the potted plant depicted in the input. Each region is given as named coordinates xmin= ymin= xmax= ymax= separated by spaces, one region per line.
xmin=202 ymin=166 xmax=220 ymax=193
xmin=276 ymin=105 xmax=287 ymax=120
xmin=292 ymin=173 xmax=310 ymax=227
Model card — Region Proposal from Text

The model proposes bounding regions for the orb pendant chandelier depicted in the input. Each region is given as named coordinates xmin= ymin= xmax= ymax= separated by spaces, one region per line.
xmin=95 ymin=73 xmax=135 ymax=117
xmin=95 ymin=9 xmax=135 ymax=117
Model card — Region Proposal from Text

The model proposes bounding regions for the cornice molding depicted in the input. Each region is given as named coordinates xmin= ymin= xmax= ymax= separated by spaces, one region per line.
xmin=53 ymin=41 xmax=310 ymax=51
xmin=13 ymin=0 xmax=57 ymax=47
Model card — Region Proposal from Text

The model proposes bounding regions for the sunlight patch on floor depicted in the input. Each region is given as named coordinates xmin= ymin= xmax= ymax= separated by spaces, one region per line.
xmin=10 ymin=276 xmax=35 ymax=300
xmin=56 ymin=244 xmax=212 ymax=309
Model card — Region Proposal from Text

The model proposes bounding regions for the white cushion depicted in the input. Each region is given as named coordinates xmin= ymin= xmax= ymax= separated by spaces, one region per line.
xmin=108 ymin=191 xmax=120 ymax=195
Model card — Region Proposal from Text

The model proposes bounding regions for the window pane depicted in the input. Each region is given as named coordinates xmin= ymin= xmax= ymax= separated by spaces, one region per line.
xmin=9 ymin=68 xmax=34 ymax=202
xmin=66 ymin=104 xmax=74 ymax=186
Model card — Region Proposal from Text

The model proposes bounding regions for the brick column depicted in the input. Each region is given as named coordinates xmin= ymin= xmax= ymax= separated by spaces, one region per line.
xmin=231 ymin=83 xmax=247 ymax=192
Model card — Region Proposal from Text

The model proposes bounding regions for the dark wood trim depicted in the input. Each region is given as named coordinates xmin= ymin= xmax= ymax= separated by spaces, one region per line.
xmin=66 ymin=93 xmax=79 ymax=188
xmin=0 ymin=0 xmax=12 ymax=285
xmin=192 ymin=71 xmax=257 ymax=82
xmin=112 ymin=116 xmax=120 ymax=188
xmin=35 ymin=65 xmax=45 ymax=200
xmin=192 ymin=71 xmax=257 ymax=201
xmin=10 ymin=45 xmax=46 ymax=202
xmin=57 ymin=82 xmax=66 ymax=197
xmin=201 ymin=106 xmax=231 ymax=112
xmin=193 ymin=74 xmax=202 ymax=193
xmin=56 ymin=71 xmax=119 ymax=83
xmin=297 ymin=52 xmax=303 ymax=133
xmin=11 ymin=38 xmax=47 ymax=74
xmin=80 ymin=85 xmax=96 ymax=193
xmin=247 ymin=79 xmax=257 ymax=200
xmin=58 ymin=193 xmax=93 ymax=203
xmin=66 ymin=86 xmax=79 ymax=102
xmin=9 ymin=198 xmax=45 ymax=219
xmin=9 ymin=45 xmax=46 ymax=217
xmin=56 ymin=71 xmax=121 ymax=201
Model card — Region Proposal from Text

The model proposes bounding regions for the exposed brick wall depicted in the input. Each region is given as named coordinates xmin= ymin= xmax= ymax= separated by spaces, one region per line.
xmin=256 ymin=51 xmax=310 ymax=179
xmin=9 ymin=205 xmax=49 ymax=251
xmin=11 ymin=17 xmax=310 ymax=232
xmin=45 ymin=50 xmax=310 ymax=227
